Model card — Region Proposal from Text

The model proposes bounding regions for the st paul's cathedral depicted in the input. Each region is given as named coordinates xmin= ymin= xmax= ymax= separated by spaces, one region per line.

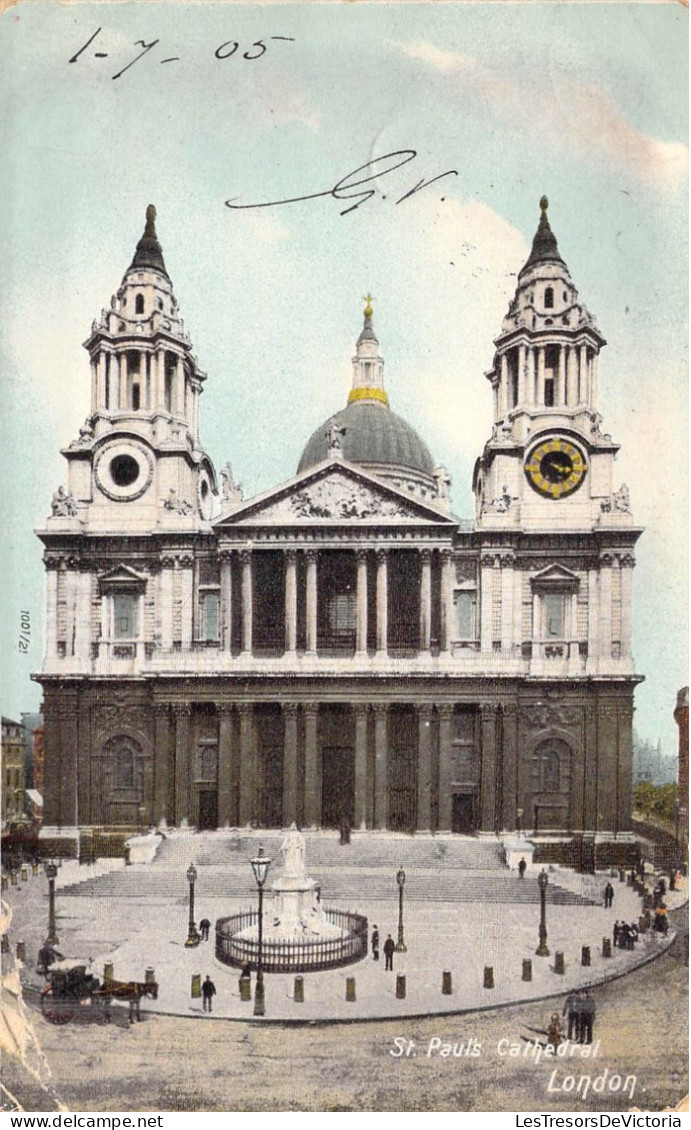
xmin=36 ymin=198 xmax=642 ymax=865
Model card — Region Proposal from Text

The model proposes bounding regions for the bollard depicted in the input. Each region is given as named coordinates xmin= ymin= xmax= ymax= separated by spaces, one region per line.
xmin=21 ymin=867 xmax=28 ymax=882
xmin=16 ymin=940 xmax=26 ymax=962
xmin=602 ymin=937 xmax=612 ymax=958
xmin=395 ymin=974 xmax=406 ymax=1000
xmin=32 ymin=863 xmax=39 ymax=877
xmin=483 ymin=966 xmax=494 ymax=989
xmin=522 ymin=958 xmax=532 ymax=982
xmin=554 ymin=951 xmax=565 ymax=974
xmin=145 ymin=967 xmax=156 ymax=986
xmin=103 ymin=962 xmax=114 ymax=982
xmin=441 ymin=970 xmax=452 ymax=995
xmin=619 ymin=869 xmax=626 ymax=883
xmin=10 ymin=872 xmax=17 ymax=886
xmin=191 ymin=973 xmax=202 ymax=999
xmin=124 ymin=845 xmax=131 ymax=866
xmin=1 ymin=934 xmax=9 ymax=954
xmin=345 ymin=977 xmax=356 ymax=1002
xmin=294 ymin=976 xmax=304 ymax=1003
xmin=581 ymin=945 xmax=591 ymax=967
xmin=1 ymin=875 xmax=7 ymax=891
xmin=239 ymin=977 xmax=252 ymax=1002
xmin=626 ymin=873 xmax=633 ymax=887
xmin=638 ymin=916 xmax=648 ymax=935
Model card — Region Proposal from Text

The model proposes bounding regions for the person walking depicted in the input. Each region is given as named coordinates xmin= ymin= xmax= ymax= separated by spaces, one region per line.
xmin=371 ymin=925 xmax=380 ymax=961
xmin=199 ymin=918 xmax=211 ymax=941
xmin=383 ymin=934 xmax=395 ymax=971
xmin=518 ymin=858 xmax=527 ymax=879
xmin=604 ymin=881 xmax=614 ymax=908
xmin=562 ymin=990 xmax=581 ymax=1041
xmin=613 ymin=920 xmax=621 ymax=947
xmin=202 ymin=974 xmax=217 ymax=1013
xmin=579 ymin=992 xmax=596 ymax=1044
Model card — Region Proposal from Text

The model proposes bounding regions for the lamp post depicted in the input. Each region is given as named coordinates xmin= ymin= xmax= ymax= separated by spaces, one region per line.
xmin=536 ymin=868 xmax=549 ymax=957
xmin=251 ymin=845 xmax=271 ymax=1017
xmin=44 ymin=861 xmax=59 ymax=946
xmin=138 ymin=804 xmax=147 ymax=835
xmin=395 ymin=866 xmax=407 ymax=952
xmin=185 ymin=863 xmax=200 ymax=947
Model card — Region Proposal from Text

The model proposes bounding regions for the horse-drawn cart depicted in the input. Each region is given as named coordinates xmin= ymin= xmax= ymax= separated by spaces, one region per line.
xmin=40 ymin=960 xmax=158 ymax=1025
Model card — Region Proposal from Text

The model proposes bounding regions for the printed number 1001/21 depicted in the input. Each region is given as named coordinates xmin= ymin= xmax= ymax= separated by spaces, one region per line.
xmin=18 ymin=611 xmax=30 ymax=653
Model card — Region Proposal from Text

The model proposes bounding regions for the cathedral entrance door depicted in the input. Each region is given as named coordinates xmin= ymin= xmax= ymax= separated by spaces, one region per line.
xmin=321 ymin=746 xmax=354 ymax=829
xmin=198 ymin=789 xmax=218 ymax=831
xmin=451 ymin=793 xmax=476 ymax=835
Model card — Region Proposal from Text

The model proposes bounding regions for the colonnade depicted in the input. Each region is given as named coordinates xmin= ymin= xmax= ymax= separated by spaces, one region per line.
xmin=494 ymin=341 xmax=598 ymax=417
xmin=90 ymin=347 xmax=200 ymax=437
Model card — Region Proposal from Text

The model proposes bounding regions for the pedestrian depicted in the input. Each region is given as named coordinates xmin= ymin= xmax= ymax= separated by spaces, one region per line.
xmin=579 ymin=992 xmax=596 ymax=1044
xmin=202 ymin=974 xmax=216 ymax=1012
xmin=613 ymin=920 xmax=621 ymax=947
xmin=371 ymin=925 xmax=380 ymax=961
xmin=518 ymin=858 xmax=527 ymax=879
xmin=199 ymin=918 xmax=211 ymax=941
xmin=604 ymin=881 xmax=614 ymax=908
xmin=562 ymin=990 xmax=581 ymax=1041
xmin=383 ymin=934 xmax=395 ymax=971
xmin=669 ymin=869 xmax=676 ymax=892
xmin=547 ymin=1013 xmax=563 ymax=1052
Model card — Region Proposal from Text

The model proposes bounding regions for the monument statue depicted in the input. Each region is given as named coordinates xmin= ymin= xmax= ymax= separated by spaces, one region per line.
xmin=280 ymin=822 xmax=306 ymax=878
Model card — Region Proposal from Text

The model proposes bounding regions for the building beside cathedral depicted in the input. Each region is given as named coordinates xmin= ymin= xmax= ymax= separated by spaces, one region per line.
xmin=35 ymin=198 xmax=642 ymax=865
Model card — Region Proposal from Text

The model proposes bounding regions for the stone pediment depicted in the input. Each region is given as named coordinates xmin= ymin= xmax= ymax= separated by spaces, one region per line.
xmin=98 ymin=564 xmax=148 ymax=591
xmin=215 ymin=462 xmax=454 ymax=527
xmin=530 ymin=563 xmax=580 ymax=589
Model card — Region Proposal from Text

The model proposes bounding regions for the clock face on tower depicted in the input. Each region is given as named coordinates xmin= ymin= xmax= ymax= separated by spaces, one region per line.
xmin=524 ymin=437 xmax=587 ymax=499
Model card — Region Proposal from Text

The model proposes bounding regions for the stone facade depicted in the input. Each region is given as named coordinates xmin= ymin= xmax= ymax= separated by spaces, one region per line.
xmin=35 ymin=200 xmax=642 ymax=862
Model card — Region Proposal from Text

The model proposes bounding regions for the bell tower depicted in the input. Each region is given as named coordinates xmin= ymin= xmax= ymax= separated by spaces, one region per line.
xmin=474 ymin=197 xmax=630 ymax=533
xmin=60 ymin=205 xmax=217 ymax=532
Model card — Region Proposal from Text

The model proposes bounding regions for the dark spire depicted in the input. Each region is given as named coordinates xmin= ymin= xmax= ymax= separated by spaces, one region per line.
xmin=520 ymin=196 xmax=566 ymax=275
xmin=129 ymin=204 xmax=169 ymax=277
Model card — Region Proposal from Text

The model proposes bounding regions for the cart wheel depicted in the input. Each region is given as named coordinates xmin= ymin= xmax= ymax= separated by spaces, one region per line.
xmin=41 ymin=992 xmax=74 ymax=1025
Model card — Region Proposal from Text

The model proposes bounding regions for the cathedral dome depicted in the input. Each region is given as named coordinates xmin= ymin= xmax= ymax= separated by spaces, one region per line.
xmin=298 ymin=400 xmax=435 ymax=477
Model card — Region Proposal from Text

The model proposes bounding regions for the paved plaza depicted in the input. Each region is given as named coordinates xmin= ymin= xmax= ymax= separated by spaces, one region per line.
xmin=3 ymin=831 xmax=683 ymax=1024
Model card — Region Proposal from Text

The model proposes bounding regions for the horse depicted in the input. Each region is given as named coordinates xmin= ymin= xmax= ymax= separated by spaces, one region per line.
xmin=97 ymin=978 xmax=158 ymax=1023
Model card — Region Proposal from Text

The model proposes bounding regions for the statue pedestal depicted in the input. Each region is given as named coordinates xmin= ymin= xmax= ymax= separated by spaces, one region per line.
xmin=270 ymin=875 xmax=326 ymax=937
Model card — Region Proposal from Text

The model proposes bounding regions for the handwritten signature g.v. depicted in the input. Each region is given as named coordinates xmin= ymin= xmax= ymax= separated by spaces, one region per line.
xmin=225 ymin=150 xmax=458 ymax=216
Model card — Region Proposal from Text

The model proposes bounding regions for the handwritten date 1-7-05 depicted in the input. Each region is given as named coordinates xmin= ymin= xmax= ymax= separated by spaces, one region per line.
xmin=69 ymin=28 xmax=295 ymax=80
xmin=18 ymin=611 xmax=30 ymax=654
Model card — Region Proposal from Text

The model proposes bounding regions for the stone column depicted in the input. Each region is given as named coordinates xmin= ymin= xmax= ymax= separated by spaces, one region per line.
xmin=90 ymin=359 xmax=98 ymax=411
xmin=619 ymin=554 xmax=634 ymax=661
xmin=303 ymin=704 xmax=320 ymax=826
xmin=373 ymin=704 xmax=388 ymax=829
xmin=419 ymin=549 xmax=432 ymax=653
xmin=587 ymin=568 xmax=600 ymax=667
xmin=557 ymin=345 xmax=566 ymax=406
xmin=240 ymin=551 xmax=253 ymax=655
xmin=220 ymin=551 xmax=233 ymax=651
xmin=580 ymin=344 xmax=589 ymax=404
xmin=118 ymin=353 xmax=127 ymax=410
xmin=617 ymin=701 xmax=635 ymax=834
xmin=57 ymin=695 xmax=79 ymax=831
xmin=532 ymin=590 xmax=541 ymax=653
xmin=375 ymin=550 xmax=388 ymax=655
xmin=500 ymin=554 xmax=514 ymax=656
xmin=238 ymin=704 xmax=255 ymax=826
xmin=97 ymin=352 xmax=108 ymax=411
xmin=217 ymin=706 xmax=234 ymax=827
xmin=517 ymin=344 xmax=526 ymax=405
xmin=480 ymin=554 xmax=494 ymax=656
xmin=537 ymin=347 xmax=546 ymax=404
xmin=282 ymin=704 xmax=299 ymax=826
xmin=527 ymin=347 xmax=536 ymax=405
xmin=437 ymin=704 xmax=454 ymax=831
xmin=175 ymin=356 xmax=185 ymax=417
xmin=599 ymin=554 xmax=613 ymax=660
xmin=179 ymin=555 xmax=194 ymax=650
xmin=285 ymin=550 xmax=298 ymax=654
xmin=155 ymin=350 xmax=165 ymax=410
xmin=305 ymin=551 xmax=318 ymax=655
xmin=590 ymin=350 xmax=599 ymax=408
xmin=480 ymin=702 xmax=498 ymax=832
xmin=501 ymin=702 xmax=519 ymax=831
xmin=45 ymin=561 xmax=60 ymax=662
xmin=355 ymin=550 xmax=368 ymax=654
xmin=499 ymin=353 xmax=508 ymax=414
xmin=173 ymin=705 xmax=191 ymax=826
xmin=566 ymin=346 xmax=578 ymax=406
xmin=153 ymin=704 xmax=171 ymax=826
xmin=353 ymin=704 xmax=368 ymax=829
xmin=417 ymin=703 xmax=433 ymax=831
xmin=159 ymin=557 xmax=175 ymax=650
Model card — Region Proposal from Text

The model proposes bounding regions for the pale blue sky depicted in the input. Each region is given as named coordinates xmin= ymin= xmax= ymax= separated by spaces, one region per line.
xmin=1 ymin=2 xmax=687 ymax=757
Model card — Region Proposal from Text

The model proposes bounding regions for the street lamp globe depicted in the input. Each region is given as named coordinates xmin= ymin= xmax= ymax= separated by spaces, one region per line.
xmin=251 ymin=846 xmax=271 ymax=888
xmin=186 ymin=863 xmax=198 ymax=885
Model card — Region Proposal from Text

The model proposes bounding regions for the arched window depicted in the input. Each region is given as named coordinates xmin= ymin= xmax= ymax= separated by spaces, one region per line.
xmin=533 ymin=738 xmax=571 ymax=794
xmin=544 ymin=287 xmax=554 ymax=309
xmin=135 ymin=294 xmax=145 ymax=314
